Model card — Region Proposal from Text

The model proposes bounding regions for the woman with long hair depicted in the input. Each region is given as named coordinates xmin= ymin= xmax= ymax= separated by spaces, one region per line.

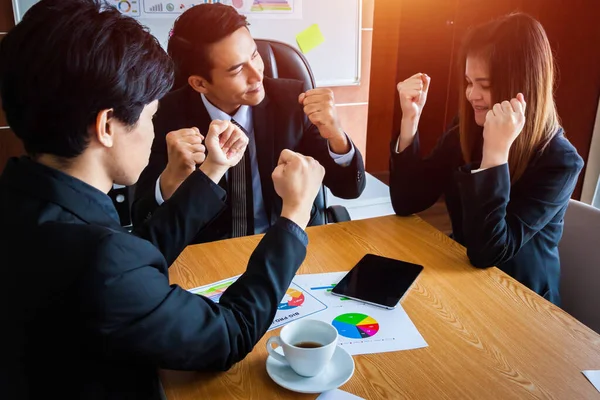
xmin=389 ymin=13 xmax=584 ymax=304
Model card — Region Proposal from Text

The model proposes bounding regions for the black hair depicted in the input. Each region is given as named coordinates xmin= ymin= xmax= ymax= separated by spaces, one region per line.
xmin=168 ymin=3 xmax=249 ymax=84
xmin=0 ymin=0 xmax=174 ymax=158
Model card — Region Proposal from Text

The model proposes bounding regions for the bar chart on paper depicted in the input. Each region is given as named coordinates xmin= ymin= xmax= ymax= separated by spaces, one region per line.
xmin=295 ymin=272 xmax=352 ymax=306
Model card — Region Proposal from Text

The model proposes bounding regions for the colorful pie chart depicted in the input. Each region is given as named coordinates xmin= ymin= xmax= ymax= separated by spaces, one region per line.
xmin=332 ymin=313 xmax=380 ymax=339
xmin=278 ymin=288 xmax=305 ymax=310
xmin=118 ymin=0 xmax=131 ymax=12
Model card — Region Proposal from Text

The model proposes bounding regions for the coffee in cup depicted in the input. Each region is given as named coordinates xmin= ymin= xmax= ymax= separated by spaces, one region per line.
xmin=266 ymin=319 xmax=338 ymax=377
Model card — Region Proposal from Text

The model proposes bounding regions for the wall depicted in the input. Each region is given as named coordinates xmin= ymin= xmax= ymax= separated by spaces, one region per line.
xmin=364 ymin=0 xmax=402 ymax=183
xmin=327 ymin=0 xmax=373 ymax=161
xmin=0 ymin=0 xmax=375 ymax=172
xmin=366 ymin=0 xmax=600 ymax=199
xmin=581 ymin=97 xmax=600 ymax=205
xmin=0 ymin=0 xmax=24 ymax=174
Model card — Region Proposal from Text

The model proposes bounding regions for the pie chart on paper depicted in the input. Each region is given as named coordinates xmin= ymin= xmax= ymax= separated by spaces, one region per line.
xmin=278 ymin=288 xmax=305 ymax=310
xmin=332 ymin=313 xmax=380 ymax=339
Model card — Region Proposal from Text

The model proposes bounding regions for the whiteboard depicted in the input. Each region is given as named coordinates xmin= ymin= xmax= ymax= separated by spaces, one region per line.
xmin=12 ymin=0 xmax=362 ymax=87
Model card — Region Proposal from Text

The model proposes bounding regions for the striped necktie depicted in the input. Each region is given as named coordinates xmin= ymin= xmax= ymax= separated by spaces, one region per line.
xmin=229 ymin=119 xmax=253 ymax=237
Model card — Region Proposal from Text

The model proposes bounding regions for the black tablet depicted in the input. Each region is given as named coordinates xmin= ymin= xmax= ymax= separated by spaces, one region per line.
xmin=331 ymin=254 xmax=424 ymax=309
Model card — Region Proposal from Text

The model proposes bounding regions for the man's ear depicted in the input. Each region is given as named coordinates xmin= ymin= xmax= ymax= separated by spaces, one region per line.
xmin=93 ymin=109 xmax=115 ymax=148
xmin=188 ymin=75 xmax=210 ymax=95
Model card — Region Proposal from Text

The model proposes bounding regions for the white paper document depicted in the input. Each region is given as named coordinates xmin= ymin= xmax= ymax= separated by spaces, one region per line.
xmin=583 ymin=370 xmax=600 ymax=393
xmin=189 ymin=272 xmax=428 ymax=354
xmin=317 ymin=389 xmax=364 ymax=400
xmin=294 ymin=272 xmax=428 ymax=356
xmin=188 ymin=275 xmax=327 ymax=331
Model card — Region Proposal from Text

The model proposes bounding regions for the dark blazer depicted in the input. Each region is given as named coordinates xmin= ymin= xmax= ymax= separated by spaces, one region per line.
xmin=390 ymin=127 xmax=584 ymax=304
xmin=0 ymin=157 xmax=308 ymax=399
xmin=133 ymin=77 xmax=366 ymax=243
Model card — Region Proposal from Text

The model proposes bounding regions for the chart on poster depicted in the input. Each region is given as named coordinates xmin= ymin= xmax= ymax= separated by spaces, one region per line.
xmin=12 ymin=0 xmax=360 ymax=86
xmin=106 ymin=0 xmax=141 ymax=16
xmin=102 ymin=0 xmax=302 ymax=18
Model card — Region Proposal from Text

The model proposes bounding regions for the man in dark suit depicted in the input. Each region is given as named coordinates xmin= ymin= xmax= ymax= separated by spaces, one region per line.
xmin=133 ymin=3 xmax=366 ymax=243
xmin=0 ymin=1 xmax=325 ymax=398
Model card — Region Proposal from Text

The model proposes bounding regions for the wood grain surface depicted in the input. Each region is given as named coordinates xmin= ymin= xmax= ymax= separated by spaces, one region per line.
xmin=161 ymin=215 xmax=600 ymax=399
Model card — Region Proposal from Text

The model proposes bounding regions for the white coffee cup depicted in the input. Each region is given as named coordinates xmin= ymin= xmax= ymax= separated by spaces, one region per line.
xmin=266 ymin=319 xmax=338 ymax=377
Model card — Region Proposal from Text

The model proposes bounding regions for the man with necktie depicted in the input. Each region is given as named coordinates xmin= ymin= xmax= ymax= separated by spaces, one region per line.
xmin=0 ymin=0 xmax=328 ymax=397
xmin=133 ymin=3 xmax=366 ymax=243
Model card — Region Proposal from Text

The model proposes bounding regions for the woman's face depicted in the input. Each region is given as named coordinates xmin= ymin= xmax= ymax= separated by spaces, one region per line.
xmin=465 ymin=56 xmax=492 ymax=127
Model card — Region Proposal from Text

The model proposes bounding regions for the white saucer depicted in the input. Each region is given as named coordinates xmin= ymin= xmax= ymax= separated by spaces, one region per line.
xmin=266 ymin=345 xmax=355 ymax=394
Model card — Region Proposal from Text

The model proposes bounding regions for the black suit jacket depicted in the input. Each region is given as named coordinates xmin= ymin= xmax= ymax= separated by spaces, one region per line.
xmin=0 ymin=157 xmax=308 ymax=399
xmin=389 ymin=127 xmax=584 ymax=304
xmin=133 ymin=77 xmax=366 ymax=243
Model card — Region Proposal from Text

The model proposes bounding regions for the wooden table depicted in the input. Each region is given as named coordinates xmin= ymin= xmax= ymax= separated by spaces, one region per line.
xmin=160 ymin=215 xmax=600 ymax=399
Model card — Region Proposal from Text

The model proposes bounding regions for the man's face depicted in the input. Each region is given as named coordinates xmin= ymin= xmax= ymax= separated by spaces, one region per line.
xmin=198 ymin=27 xmax=265 ymax=113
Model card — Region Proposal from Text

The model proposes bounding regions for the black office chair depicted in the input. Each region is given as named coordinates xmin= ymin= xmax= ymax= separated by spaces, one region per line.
xmin=255 ymin=39 xmax=350 ymax=224
xmin=109 ymin=39 xmax=350 ymax=227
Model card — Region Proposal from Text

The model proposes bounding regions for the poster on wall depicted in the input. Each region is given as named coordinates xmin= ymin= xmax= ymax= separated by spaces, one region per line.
xmin=110 ymin=0 xmax=302 ymax=19
xmin=235 ymin=0 xmax=302 ymax=19
xmin=106 ymin=0 xmax=141 ymax=17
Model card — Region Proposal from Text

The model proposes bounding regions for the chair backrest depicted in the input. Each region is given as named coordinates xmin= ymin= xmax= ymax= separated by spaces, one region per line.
xmin=255 ymin=39 xmax=330 ymax=224
xmin=559 ymin=199 xmax=600 ymax=333
xmin=255 ymin=39 xmax=316 ymax=88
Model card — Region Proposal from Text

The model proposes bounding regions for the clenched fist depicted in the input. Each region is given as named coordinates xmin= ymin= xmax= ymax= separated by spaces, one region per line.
xmin=200 ymin=120 xmax=249 ymax=183
xmin=299 ymin=88 xmax=350 ymax=154
xmin=272 ymin=149 xmax=325 ymax=229
xmin=481 ymin=93 xmax=527 ymax=169
xmin=160 ymin=127 xmax=206 ymax=200
xmin=397 ymin=72 xmax=431 ymax=120
xmin=395 ymin=73 xmax=431 ymax=152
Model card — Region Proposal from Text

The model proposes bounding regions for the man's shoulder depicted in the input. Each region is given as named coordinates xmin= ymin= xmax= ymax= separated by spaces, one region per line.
xmin=154 ymin=86 xmax=204 ymax=135
xmin=39 ymin=222 xmax=162 ymax=274
xmin=1 ymin=216 xmax=133 ymax=271
xmin=37 ymin=220 xmax=126 ymax=250
xmin=158 ymin=85 xmax=189 ymax=109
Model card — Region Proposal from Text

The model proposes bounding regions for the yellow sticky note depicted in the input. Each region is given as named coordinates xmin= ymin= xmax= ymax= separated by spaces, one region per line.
xmin=296 ymin=24 xmax=325 ymax=54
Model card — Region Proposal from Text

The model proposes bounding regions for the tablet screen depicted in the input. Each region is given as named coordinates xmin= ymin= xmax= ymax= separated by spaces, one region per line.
xmin=331 ymin=254 xmax=423 ymax=308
